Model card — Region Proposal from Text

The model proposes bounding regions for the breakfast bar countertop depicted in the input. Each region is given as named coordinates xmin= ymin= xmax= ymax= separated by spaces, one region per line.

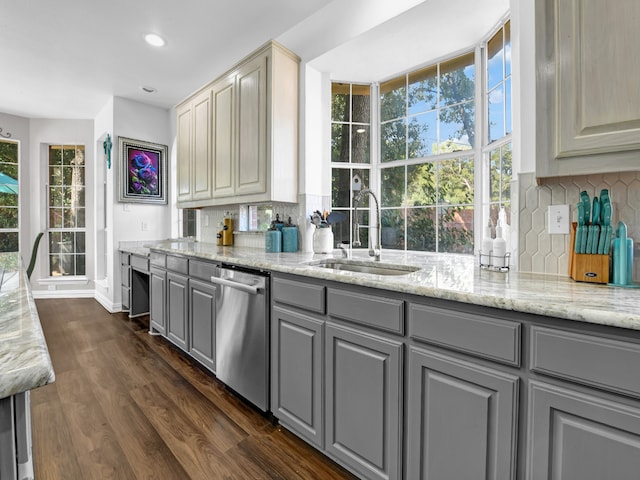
xmin=0 ymin=252 xmax=55 ymax=399
xmin=142 ymin=239 xmax=640 ymax=332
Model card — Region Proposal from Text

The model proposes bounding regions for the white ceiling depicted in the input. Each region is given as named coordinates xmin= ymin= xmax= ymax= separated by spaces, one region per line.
xmin=0 ymin=0 xmax=509 ymax=120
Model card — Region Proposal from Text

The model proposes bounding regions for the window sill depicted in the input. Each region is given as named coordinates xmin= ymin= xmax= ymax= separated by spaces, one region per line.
xmin=38 ymin=276 xmax=90 ymax=286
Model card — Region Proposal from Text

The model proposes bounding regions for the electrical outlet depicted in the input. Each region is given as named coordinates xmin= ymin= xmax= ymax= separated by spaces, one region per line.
xmin=141 ymin=221 xmax=148 ymax=231
xmin=548 ymin=204 xmax=570 ymax=234
xmin=204 ymin=214 xmax=209 ymax=227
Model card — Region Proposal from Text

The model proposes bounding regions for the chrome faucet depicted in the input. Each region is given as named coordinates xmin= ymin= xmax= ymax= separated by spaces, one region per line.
xmin=338 ymin=242 xmax=351 ymax=259
xmin=352 ymin=188 xmax=381 ymax=261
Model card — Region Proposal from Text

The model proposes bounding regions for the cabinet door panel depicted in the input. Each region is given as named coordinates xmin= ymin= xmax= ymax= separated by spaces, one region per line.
xmin=236 ymin=56 xmax=266 ymax=196
xmin=212 ymin=78 xmax=235 ymax=197
xmin=176 ymin=106 xmax=192 ymax=202
xmin=192 ymin=90 xmax=212 ymax=200
xmin=325 ymin=323 xmax=402 ymax=480
xmin=407 ymin=346 xmax=518 ymax=480
xmin=167 ymin=272 xmax=188 ymax=351
xmin=189 ymin=279 xmax=216 ymax=372
xmin=527 ymin=380 xmax=640 ymax=480
xmin=271 ymin=306 xmax=323 ymax=448
xmin=536 ymin=0 xmax=640 ymax=176
xmin=150 ymin=267 xmax=166 ymax=335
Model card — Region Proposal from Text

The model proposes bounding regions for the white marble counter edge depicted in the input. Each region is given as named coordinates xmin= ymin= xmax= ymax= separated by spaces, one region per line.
xmin=144 ymin=243 xmax=640 ymax=332
xmin=0 ymin=260 xmax=56 ymax=399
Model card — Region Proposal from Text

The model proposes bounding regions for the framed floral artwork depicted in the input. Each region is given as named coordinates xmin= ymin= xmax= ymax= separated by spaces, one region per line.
xmin=118 ymin=137 xmax=167 ymax=204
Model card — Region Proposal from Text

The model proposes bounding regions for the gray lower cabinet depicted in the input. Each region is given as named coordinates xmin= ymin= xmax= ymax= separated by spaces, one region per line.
xmin=167 ymin=271 xmax=189 ymax=351
xmin=527 ymin=380 xmax=640 ymax=480
xmin=271 ymin=305 xmax=324 ymax=448
xmin=325 ymin=322 xmax=403 ymax=480
xmin=188 ymin=278 xmax=216 ymax=372
xmin=120 ymin=252 xmax=130 ymax=311
xmin=406 ymin=346 xmax=519 ymax=480
xmin=149 ymin=266 xmax=166 ymax=335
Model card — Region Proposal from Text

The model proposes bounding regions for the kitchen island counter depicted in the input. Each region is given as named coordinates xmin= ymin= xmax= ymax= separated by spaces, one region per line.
xmin=144 ymin=240 xmax=640 ymax=331
xmin=0 ymin=252 xmax=54 ymax=399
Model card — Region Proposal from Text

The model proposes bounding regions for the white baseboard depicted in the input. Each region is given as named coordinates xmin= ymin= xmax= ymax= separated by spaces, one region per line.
xmin=32 ymin=289 xmax=95 ymax=299
xmin=94 ymin=290 xmax=119 ymax=313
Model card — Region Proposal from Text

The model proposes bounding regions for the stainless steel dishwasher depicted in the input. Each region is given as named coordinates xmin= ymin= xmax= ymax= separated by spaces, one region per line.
xmin=210 ymin=264 xmax=270 ymax=412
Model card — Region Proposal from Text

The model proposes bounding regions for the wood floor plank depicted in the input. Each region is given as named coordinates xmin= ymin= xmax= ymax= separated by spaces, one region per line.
xmin=130 ymin=381 xmax=238 ymax=480
xmin=31 ymin=384 xmax=85 ymax=480
xmin=32 ymin=298 xmax=358 ymax=480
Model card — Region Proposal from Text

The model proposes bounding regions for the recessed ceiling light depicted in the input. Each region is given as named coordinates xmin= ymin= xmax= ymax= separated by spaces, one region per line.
xmin=141 ymin=86 xmax=157 ymax=94
xmin=144 ymin=33 xmax=165 ymax=47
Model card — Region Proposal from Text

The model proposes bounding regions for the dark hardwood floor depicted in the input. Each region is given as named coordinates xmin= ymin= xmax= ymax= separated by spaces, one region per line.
xmin=32 ymin=298 xmax=358 ymax=480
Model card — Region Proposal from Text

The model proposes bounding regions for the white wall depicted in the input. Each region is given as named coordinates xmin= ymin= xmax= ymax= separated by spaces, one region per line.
xmin=108 ymin=97 xmax=173 ymax=310
xmin=512 ymin=0 xmax=536 ymax=174
xmin=93 ymin=98 xmax=114 ymax=309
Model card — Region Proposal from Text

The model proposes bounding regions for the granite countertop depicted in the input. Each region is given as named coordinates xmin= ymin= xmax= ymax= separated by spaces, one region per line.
xmin=0 ymin=252 xmax=55 ymax=399
xmin=119 ymin=240 xmax=152 ymax=257
xmin=137 ymin=240 xmax=640 ymax=331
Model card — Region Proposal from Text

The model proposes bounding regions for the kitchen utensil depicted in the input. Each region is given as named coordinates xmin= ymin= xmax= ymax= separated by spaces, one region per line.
xmin=310 ymin=211 xmax=323 ymax=227
xmin=586 ymin=197 xmax=600 ymax=253
xmin=326 ymin=211 xmax=346 ymax=224
xmin=592 ymin=197 xmax=600 ymax=225
xmin=597 ymin=196 xmax=612 ymax=254
xmin=580 ymin=191 xmax=591 ymax=226
xmin=575 ymin=202 xmax=585 ymax=253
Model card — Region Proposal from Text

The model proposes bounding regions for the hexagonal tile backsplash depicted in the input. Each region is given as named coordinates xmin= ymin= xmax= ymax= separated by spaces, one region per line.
xmin=519 ymin=171 xmax=640 ymax=281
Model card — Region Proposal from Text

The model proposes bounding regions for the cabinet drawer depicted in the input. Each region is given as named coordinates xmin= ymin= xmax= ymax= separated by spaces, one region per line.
xmin=150 ymin=252 xmax=166 ymax=268
xmin=120 ymin=252 xmax=130 ymax=265
xmin=130 ymin=255 xmax=150 ymax=273
xmin=409 ymin=303 xmax=521 ymax=366
xmin=531 ymin=326 xmax=640 ymax=398
xmin=121 ymin=265 xmax=130 ymax=287
xmin=189 ymin=259 xmax=218 ymax=282
xmin=166 ymin=255 xmax=188 ymax=274
xmin=272 ymin=276 xmax=325 ymax=314
xmin=328 ymin=288 xmax=404 ymax=335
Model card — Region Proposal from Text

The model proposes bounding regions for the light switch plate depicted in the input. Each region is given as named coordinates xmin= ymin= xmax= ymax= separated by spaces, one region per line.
xmin=548 ymin=204 xmax=570 ymax=234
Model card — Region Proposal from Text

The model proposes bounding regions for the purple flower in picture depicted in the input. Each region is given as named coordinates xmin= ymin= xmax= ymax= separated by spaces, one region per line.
xmin=128 ymin=149 xmax=160 ymax=195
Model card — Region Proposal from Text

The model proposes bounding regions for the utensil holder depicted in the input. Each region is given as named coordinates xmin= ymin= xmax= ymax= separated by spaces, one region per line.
xmin=569 ymin=222 xmax=610 ymax=284
xmin=313 ymin=228 xmax=333 ymax=254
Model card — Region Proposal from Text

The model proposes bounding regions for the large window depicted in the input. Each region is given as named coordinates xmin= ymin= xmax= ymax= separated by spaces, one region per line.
xmin=484 ymin=20 xmax=512 ymax=229
xmin=0 ymin=140 xmax=19 ymax=252
xmin=331 ymin=83 xmax=372 ymax=246
xmin=330 ymin=18 xmax=512 ymax=255
xmin=48 ymin=145 xmax=86 ymax=276
xmin=378 ymin=52 xmax=475 ymax=253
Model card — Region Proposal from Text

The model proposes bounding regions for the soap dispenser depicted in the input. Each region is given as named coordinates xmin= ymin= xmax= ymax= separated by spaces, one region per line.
xmin=481 ymin=220 xmax=493 ymax=266
xmin=493 ymin=224 xmax=507 ymax=268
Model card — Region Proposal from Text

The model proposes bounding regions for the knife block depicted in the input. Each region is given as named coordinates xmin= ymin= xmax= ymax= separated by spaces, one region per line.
xmin=569 ymin=222 xmax=610 ymax=284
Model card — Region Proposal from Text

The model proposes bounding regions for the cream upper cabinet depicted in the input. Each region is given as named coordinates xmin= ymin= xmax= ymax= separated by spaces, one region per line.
xmin=235 ymin=54 xmax=267 ymax=197
xmin=177 ymin=40 xmax=299 ymax=208
xmin=176 ymin=89 xmax=213 ymax=203
xmin=211 ymin=75 xmax=235 ymax=199
xmin=535 ymin=0 xmax=640 ymax=179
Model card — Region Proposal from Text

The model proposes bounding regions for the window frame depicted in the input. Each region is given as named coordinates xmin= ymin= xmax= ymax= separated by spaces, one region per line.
xmin=481 ymin=19 xmax=513 ymax=236
xmin=330 ymin=17 xmax=513 ymax=256
xmin=46 ymin=144 xmax=87 ymax=277
xmin=0 ymin=139 xmax=20 ymax=253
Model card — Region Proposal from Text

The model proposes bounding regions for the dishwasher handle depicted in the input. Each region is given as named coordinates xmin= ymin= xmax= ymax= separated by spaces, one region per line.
xmin=210 ymin=276 xmax=261 ymax=295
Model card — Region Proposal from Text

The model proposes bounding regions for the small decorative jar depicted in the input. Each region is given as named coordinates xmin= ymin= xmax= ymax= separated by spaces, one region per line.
xmin=313 ymin=227 xmax=334 ymax=254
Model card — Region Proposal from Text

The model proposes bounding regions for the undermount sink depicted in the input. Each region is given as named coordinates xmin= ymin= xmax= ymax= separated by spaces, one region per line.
xmin=307 ymin=259 xmax=420 ymax=276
